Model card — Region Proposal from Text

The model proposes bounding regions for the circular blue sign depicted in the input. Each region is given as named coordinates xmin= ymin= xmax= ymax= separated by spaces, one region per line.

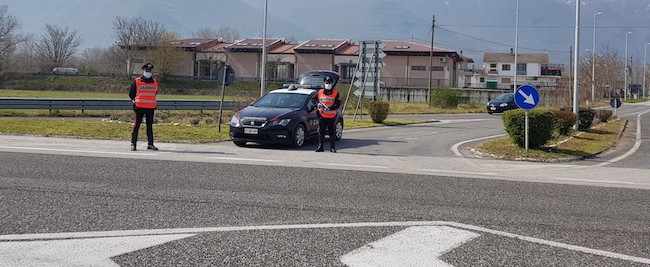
xmin=514 ymin=85 xmax=540 ymax=110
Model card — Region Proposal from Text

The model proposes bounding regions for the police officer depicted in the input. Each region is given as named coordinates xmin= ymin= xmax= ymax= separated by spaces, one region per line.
xmin=314 ymin=76 xmax=341 ymax=153
xmin=130 ymin=63 xmax=159 ymax=151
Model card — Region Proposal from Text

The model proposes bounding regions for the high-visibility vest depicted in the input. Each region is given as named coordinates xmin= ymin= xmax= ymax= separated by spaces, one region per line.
xmin=317 ymin=89 xmax=338 ymax=119
xmin=134 ymin=77 xmax=158 ymax=109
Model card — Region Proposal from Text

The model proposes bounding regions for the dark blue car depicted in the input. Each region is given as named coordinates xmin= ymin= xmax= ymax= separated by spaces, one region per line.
xmin=487 ymin=93 xmax=518 ymax=114
xmin=229 ymin=82 xmax=343 ymax=148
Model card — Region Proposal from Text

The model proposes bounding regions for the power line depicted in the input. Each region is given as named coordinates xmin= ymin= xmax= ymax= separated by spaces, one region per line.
xmin=436 ymin=26 xmax=569 ymax=53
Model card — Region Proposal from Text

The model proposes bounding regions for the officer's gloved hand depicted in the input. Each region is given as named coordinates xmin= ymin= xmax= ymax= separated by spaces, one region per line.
xmin=324 ymin=106 xmax=330 ymax=112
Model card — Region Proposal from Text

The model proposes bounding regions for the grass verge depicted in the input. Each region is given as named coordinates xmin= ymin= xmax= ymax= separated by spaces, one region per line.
xmin=475 ymin=118 xmax=626 ymax=161
xmin=0 ymin=117 xmax=430 ymax=143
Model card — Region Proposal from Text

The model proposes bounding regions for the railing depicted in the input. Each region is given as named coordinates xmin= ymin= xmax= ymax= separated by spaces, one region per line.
xmin=0 ymin=98 xmax=242 ymax=111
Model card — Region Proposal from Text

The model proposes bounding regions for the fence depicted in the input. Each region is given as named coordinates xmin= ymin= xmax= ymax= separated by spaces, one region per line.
xmin=0 ymin=98 xmax=241 ymax=111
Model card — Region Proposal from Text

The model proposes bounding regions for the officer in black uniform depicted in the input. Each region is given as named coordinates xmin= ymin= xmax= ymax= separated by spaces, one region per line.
xmin=129 ymin=63 xmax=159 ymax=151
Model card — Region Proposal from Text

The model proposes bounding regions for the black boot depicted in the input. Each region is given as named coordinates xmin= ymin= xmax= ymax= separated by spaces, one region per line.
xmin=131 ymin=143 xmax=137 ymax=151
xmin=315 ymin=144 xmax=324 ymax=152
xmin=330 ymin=147 xmax=337 ymax=153
xmin=147 ymin=144 xmax=158 ymax=151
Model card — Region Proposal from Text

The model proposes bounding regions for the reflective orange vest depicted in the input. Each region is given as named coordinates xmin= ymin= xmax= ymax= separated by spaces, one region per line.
xmin=317 ymin=89 xmax=338 ymax=119
xmin=134 ymin=77 xmax=158 ymax=109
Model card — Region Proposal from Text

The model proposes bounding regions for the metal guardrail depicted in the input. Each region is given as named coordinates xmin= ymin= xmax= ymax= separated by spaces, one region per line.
xmin=0 ymin=98 xmax=242 ymax=111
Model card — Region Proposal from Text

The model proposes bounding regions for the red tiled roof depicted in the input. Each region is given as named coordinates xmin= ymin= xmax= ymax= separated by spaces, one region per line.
xmin=226 ymin=38 xmax=283 ymax=50
xmin=269 ymin=44 xmax=296 ymax=54
xmin=294 ymin=39 xmax=351 ymax=53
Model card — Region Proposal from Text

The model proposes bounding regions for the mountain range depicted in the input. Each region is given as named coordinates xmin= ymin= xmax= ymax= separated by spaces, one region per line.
xmin=3 ymin=0 xmax=650 ymax=66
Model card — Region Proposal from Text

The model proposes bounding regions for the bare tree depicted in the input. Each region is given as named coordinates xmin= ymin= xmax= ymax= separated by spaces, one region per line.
xmin=195 ymin=26 xmax=240 ymax=42
xmin=34 ymin=24 xmax=82 ymax=68
xmin=149 ymin=32 xmax=185 ymax=80
xmin=10 ymin=34 xmax=37 ymax=72
xmin=113 ymin=16 xmax=167 ymax=75
xmin=0 ymin=5 xmax=24 ymax=71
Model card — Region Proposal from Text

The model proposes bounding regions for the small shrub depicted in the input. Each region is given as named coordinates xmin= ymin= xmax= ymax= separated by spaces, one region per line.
xmin=368 ymin=100 xmax=390 ymax=123
xmin=431 ymin=88 xmax=460 ymax=108
xmin=578 ymin=107 xmax=595 ymax=131
xmin=550 ymin=110 xmax=577 ymax=136
xmin=594 ymin=109 xmax=613 ymax=123
xmin=502 ymin=109 xmax=556 ymax=148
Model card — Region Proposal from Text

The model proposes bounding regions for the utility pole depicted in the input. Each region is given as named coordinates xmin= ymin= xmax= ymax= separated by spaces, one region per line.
xmin=428 ymin=14 xmax=435 ymax=107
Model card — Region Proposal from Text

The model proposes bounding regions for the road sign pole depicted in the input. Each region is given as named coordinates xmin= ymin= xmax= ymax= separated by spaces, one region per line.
xmin=525 ymin=110 xmax=529 ymax=152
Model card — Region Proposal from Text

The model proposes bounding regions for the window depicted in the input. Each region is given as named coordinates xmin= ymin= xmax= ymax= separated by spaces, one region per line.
xmin=517 ymin=63 xmax=527 ymax=75
xmin=480 ymin=77 xmax=485 ymax=82
xmin=489 ymin=64 xmax=497 ymax=71
xmin=502 ymin=64 xmax=511 ymax=71
xmin=501 ymin=77 xmax=511 ymax=83
xmin=430 ymin=66 xmax=444 ymax=71
xmin=411 ymin=66 xmax=426 ymax=71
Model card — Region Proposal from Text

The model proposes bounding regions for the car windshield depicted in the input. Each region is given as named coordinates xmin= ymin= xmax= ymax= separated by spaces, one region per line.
xmin=495 ymin=93 xmax=514 ymax=101
xmin=253 ymin=93 xmax=309 ymax=108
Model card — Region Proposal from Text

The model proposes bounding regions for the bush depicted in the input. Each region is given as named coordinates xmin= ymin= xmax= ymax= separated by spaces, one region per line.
xmin=502 ymin=109 xmax=556 ymax=148
xmin=368 ymin=100 xmax=390 ymax=123
xmin=550 ymin=110 xmax=577 ymax=136
xmin=594 ymin=109 xmax=613 ymax=123
xmin=578 ymin=107 xmax=595 ymax=131
xmin=431 ymin=88 xmax=460 ymax=108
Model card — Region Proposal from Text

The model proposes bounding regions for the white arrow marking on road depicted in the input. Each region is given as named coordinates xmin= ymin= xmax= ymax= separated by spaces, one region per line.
xmin=0 ymin=234 xmax=194 ymax=267
xmin=518 ymin=90 xmax=536 ymax=105
xmin=340 ymin=226 xmax=479 ymax=267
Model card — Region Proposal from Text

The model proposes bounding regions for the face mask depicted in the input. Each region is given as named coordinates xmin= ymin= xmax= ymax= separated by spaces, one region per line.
xmin=324 ymin=84 xmax=333 ymax=90
xmin=143 ymin=72 xmax=152 ymax=79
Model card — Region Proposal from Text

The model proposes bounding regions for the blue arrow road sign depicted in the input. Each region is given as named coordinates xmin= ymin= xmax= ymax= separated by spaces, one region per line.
xmin=514 ymin=85 xmax=540 ymax=110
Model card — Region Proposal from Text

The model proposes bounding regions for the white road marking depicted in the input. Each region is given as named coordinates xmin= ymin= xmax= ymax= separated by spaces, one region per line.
xmin=0 ymin=145 xmax=157 ymax=156
xmin=0 ymin=234 xmax=193 ymax=267
xmin=340 ymin=226 xmax=480 ymax=267
xmin=323 ymin=163 xmax=391 ymax=169
xmin=206 ymin=157 xmax=282 ymax=163
xmin=1 ymin=221 xmax=647 ymax=265
xmin=552 ymin=178 xmax=639 ymax=185
xmin=420 ymin=169 xmax=499 ymax=177
xmin=596 ymin=110 xmax=649 ymax=167
xmin=451 ymin=134 xmax=506 ymax=157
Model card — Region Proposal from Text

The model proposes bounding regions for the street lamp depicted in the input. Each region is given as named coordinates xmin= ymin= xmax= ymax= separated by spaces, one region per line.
xmin=591 ymin=11 xmax=602 ymax=103
xmin=624 ymin=31 xmax=632 ymax=100
xmin=513 ymin=0 xmax=519 ymax=92
xmin=260 ymin=0 xmax=268 ymax=97
xmin=642 ymin=43 xmax=650 ymax=99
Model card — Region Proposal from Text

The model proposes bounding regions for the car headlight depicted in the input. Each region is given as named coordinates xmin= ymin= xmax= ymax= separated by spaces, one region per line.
xmin=500 ymin=103 xmax=508 ymax=107
xmin=230 ymin=113 xmax=241 ymax=127
xmin=269 ymin=118 xmax=291 ymax=126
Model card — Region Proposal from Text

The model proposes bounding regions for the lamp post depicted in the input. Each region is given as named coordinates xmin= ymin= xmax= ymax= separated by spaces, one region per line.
xmin=624 ymin=31 xmax=632 ymax=100
xmin=642 ymin=43 xmax=650 ymax=99
xmin=260 ymin=0 xmax=268 ymax=97
xmin=591 ymin=11 xmax=602 ymax=103
xmin=572 ymin=0 xmax=580 ymax=129
xmin=513 ymin=0 xmax=519 ymax=92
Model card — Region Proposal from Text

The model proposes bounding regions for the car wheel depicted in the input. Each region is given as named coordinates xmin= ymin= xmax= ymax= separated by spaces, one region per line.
xmin=335 ymin=119 xmax=343 ymax=141
xmin=292 ymin=124 xmax=306 ymax=148
xmin=233 ymin=140 xmax=247 ymax=147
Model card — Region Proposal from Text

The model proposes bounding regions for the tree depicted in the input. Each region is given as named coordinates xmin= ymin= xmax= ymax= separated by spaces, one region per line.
xmin=113 ymin=16 xmax=167 ymax=75
xmin=195 ymin=26 xmax=240 ymax=42
xmin=0 ymin=5 xmax=23 ymax=71
xmin=149 ymin=32 xmax=185 ymax=80
xmin=10 ymin=34 xmax=37 ymax=72
xmin=34 ymin=24 xmax=82 ymax=68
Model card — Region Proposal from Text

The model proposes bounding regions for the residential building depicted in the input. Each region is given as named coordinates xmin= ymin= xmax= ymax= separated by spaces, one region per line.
xmin=471 ymin=50 xmax=564 ymax=90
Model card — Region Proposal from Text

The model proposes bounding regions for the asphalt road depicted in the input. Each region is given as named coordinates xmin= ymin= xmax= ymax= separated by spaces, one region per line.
xmin=0 ymin=105 xmax=649 ymax=266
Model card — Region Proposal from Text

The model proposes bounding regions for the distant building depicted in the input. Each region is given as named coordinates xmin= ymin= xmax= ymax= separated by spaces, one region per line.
xmin=123 ymin=37 xmax=473 ymax=89
xmin=471 ymin=49 xmax=564 ymax=90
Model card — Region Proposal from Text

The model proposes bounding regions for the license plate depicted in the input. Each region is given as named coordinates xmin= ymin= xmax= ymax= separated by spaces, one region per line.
xmin=244 ymin=128 xmax=258 ymax=134
xmin=490 ymin=107 xmax=496 ymax=110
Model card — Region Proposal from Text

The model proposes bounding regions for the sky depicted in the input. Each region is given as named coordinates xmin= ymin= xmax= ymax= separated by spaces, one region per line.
xmin=3 ymin=0 xmax=650 ymax=67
